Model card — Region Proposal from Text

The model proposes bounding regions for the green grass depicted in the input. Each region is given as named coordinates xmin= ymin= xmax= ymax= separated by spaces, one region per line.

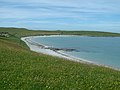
xmin=0 ymin=27 xmax=120 ymax=89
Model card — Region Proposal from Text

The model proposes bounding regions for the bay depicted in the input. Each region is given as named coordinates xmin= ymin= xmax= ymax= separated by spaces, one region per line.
xmin=31 ymin=35 xmax=120 ymax=69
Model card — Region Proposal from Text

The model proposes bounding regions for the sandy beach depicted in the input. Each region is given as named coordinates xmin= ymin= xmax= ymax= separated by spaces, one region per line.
xmin=21 ymin=36 xmax=120 ymax=71
xmin=21 ymin=36 xmax=95 ymax=63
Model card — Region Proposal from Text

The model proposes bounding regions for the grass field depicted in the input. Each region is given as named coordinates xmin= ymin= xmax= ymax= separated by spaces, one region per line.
xmin=0 ymin=27 xmax=120 ymax=89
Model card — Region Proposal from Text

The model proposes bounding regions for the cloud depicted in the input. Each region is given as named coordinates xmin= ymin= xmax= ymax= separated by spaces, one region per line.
xmin=0 ymin=0 xmax=120 ymax=32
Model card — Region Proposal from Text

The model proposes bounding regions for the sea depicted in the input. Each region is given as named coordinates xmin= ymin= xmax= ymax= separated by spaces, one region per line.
xmin=31 ymin=35 xmax=120 ymax=69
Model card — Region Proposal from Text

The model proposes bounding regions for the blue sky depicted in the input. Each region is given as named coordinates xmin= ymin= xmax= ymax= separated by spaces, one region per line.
xmin=0 ymin=0 xmax=120 ymax=32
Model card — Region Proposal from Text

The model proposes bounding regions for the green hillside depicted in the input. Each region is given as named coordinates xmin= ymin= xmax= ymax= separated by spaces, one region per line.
xmin=0 ymin=27 xmax=120 ymax=89
xmin=0 ymin=27 xmax=120 ymax=37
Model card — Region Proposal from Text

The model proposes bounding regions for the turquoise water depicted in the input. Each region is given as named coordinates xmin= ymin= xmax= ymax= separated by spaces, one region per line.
xmin=31 ymin=35 xmax=120 ymax=69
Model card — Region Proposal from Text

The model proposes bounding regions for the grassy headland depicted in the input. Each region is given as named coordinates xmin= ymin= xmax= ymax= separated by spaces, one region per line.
xmin=1 ymin=27 xmax=120 ymax=37
xmin=0 ymin=27 xmax=120 ymax=89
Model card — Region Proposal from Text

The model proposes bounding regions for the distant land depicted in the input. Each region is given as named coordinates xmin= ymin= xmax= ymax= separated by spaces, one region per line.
xmin=0 ymin=27 xmax=120 ymax=37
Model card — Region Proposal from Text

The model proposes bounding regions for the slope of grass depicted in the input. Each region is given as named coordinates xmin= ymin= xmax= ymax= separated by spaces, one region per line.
xmin=0 ymin=29 xmax=120 ymax=89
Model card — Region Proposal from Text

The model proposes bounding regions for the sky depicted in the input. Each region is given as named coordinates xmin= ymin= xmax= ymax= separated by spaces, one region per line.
xmin=0 ymin=0 xmax=120 ymax=33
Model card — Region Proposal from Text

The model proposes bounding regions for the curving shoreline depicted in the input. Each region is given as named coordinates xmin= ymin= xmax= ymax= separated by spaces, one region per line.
xmin=21 ymin=36 xmax=120 ymax=71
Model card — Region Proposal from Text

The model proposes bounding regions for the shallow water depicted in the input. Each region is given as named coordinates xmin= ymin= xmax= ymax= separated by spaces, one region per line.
xmin=31 ymin=35 xmax=120 ymax=69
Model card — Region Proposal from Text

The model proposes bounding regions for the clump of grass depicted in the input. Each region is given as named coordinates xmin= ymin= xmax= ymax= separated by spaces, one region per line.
xmin=0 ymin=37 xmax=120 ymax=89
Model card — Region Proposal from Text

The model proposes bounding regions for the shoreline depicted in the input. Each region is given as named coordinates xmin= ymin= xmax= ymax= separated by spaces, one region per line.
xmin=21 ymin=35 xmax=120 ymax=71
